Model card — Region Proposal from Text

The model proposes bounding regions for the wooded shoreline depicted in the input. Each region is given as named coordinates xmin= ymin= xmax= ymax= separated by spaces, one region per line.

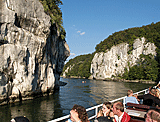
xmin=62 ymin=76 xmax=156 ymax=84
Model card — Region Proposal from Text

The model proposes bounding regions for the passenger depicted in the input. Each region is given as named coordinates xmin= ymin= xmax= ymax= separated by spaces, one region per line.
xmin=155 ymin=89 xmax=160 ymax=99
xmin=133 ymin=94 xmax=140 ymax=102
xmin=10 ymin=116 xmax=30 ymax=122
xmin=137 ymin=88 xmax=160 ymax=107
xmin=112 ymin=102 xmax=131 ymax=122
xmin=66 ymin=104 xmax=89 ymax=122
xmin=95 ymin=102 xmax=114 ymax=122
xmin=156 ymin=82 xmax=160 ymax=99
xmin=156 ymin=81 xmax=160 ymax=92
xmin=124 ymin=90 xmax=139 ymax=106
xmin=144 ymin=109 xmax=160 ymax=122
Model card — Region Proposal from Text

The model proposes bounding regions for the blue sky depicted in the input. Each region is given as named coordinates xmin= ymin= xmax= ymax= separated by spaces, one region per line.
xmin=60 ymin=0 xmax=160 ymax=61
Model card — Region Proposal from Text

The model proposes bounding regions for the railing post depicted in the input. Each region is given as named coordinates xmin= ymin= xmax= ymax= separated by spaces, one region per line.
xmin=123 ymin=97 xmax=126 ymax=108
xmin=95 ymin=107 xmax=98 ymax=118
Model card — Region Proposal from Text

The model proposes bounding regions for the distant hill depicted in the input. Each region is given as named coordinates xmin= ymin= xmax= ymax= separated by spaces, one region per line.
xmin=63 ymin=22 xmax=160 ymax=81
xmin=62 ymin=54 xmax=94 ymax=78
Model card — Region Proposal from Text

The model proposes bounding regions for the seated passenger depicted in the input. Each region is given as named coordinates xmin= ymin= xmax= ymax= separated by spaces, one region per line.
xmin=137 ymin=88 xmax=160 ymax=107
xmin=124 ymin=90 xmax=139 ymax=106
xmin=112 ymin=102 xmax=131 ymax=122
xmin=66 ymin=104 xmax=89 ymax=122
xmin=133 ymin=94 xmax=140 ymax=102
xmin=155 ymin=88 xmax=160 ymax=99
xmin=145 ymin=109 xmax=160 ymax=122
xmin=156 ymin=82 xmax=160 ymax=99
xmin=156 ymin=81 xmax=160 ymax=92
xmin=95 ymin=102 xmax=114 ymax=122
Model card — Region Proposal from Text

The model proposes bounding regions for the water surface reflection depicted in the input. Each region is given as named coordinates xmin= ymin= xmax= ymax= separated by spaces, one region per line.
xmin=0 ymin=78 xmax=154 ymax=122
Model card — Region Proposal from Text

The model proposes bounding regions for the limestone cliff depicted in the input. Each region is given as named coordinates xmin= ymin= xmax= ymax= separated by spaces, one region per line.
xmin=91 ymin=37 xmax=156 ymax=80
xmin=0 ymin=0 xmax=70 ymax=105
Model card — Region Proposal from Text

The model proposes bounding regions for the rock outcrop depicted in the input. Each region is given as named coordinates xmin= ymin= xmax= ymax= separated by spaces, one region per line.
xmin=91 ymin=37 xmax=156 ymax=80
xmin=0 ymin=0 xmax=70 ymax=105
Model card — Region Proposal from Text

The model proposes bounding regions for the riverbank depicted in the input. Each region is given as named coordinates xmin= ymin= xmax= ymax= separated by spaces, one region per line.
xmin=62 ymin=76 xmax=156 ymax=84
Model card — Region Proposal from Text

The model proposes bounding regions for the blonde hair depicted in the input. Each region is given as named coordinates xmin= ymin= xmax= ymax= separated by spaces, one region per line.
xmin=127 ymin=90 xmax=133 ymax=96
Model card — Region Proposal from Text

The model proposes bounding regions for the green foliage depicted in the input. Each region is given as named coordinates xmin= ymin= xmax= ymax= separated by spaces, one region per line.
xmin=123 ymin=54 xmax=159 ymax=81
xmin=39 ymin=0 xmax=66 ymax=39
xmin=63 ymin=54 xmax=94 ymax=78
xmin=95 ymin=22 xmax=160 ymax=53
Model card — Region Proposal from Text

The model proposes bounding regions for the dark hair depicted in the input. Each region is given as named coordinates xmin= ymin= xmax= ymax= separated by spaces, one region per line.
xmin=150 ymin=88 xmax=157 ymax=96
xmin=103 ymin=102 xmax=112 ymax=109
xmin=11 ymin=116 xmax=30 ymax=122
xmin=147 ymin=110 xmax=160 ymax=121
xmin=72 ymin=104 xmax=89 ymax=122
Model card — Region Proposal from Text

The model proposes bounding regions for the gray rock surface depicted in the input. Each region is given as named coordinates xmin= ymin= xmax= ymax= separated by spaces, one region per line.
xmin=91 ymin=37 xmax=156 ymax=79
xmin=0 ymin=0 xmax=70 ymax=104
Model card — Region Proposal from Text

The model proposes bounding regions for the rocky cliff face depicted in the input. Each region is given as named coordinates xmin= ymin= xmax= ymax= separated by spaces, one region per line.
xmin=91 ymin=37 xmax=156 ymax=80
xmin=0 ymin=0 xmax=70 ymax=104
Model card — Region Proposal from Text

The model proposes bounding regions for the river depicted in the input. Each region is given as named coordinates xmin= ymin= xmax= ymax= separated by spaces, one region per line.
xmin=0 ymin=77 xmax=155 ymax=122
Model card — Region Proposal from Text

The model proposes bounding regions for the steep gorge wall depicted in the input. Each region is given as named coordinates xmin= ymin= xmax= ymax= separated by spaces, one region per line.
xmin=90 ymin=37 xmax=156 ymax=80
xmin=0 ymin=0 xmax=70 ymax=104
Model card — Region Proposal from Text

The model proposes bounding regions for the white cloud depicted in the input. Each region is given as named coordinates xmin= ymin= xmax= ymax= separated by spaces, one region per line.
xmin=80 ymin=32 xmax=85 ymax=35
xmin=76 ymin=30 xmax=85 ymax=36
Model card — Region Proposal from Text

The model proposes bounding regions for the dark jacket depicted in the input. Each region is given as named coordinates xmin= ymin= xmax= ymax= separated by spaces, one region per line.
xmin=137 ymin=94 xmax=160 ymax=107
xmin=95 ymin=116 xmax=114 ymax=122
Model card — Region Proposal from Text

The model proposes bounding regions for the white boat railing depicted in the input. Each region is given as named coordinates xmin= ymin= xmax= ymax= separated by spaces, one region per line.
xmin=48 ymin=88 xmax=149 ymax=122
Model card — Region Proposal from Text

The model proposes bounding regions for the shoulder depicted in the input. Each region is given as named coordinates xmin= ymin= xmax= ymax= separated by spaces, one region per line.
xmin=122 ymin=112 xmax=131 ymax=121
xmin=123 ymin=112 xmax=131 ymax=118
xmin=126 ymin=96 xmax=136 ymax=100
xmin=131 ymin=96 xmax=137 ymax=99
xmin=97 ymin=116 xmax=113 ymax=122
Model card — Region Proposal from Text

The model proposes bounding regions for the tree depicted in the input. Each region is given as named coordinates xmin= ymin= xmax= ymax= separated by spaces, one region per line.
xmin=40 ymin=0 xmax=66 ymax=39
xmin=124 ymin=54 xmax=159 ymax=81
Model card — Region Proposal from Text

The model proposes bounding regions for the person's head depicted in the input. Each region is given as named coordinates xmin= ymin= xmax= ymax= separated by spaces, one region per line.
xmin=70 ymin=104 xmax=88 ymax=122
xmin=102 ymin=102 xmax=112 ymax=115
xmin=150 ymin=88 xmax=157 ymax=96
xmin=145 ymin=110 xmax=160 ymax=122
xmin=112 ymin=102 xmax=124 ymax=116
xmin=127 ymin=90 xmax=133 ymax=96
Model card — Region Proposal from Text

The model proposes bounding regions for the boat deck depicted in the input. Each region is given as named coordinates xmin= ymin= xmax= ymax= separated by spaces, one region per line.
xmin=125 ymin=109 xmax=146 ymax=119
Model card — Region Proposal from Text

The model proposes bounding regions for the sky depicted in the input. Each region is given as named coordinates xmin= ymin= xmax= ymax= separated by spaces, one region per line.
xmin=60 ymin=0 xmax=160 ymax=61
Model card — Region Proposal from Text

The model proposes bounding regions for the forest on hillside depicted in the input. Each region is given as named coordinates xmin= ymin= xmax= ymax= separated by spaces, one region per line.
xmin=63 ymin=54 xmax=94 ymax=78
xmin=63 ymin=22 xmax=160 ymax=82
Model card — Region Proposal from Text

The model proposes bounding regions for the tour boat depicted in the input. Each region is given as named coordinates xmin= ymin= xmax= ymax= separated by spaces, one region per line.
xmin=48 ymin=87 xmax=159 ymax=122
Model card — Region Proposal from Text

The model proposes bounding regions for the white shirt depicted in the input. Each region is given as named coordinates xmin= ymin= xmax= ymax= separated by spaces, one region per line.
xmin=114 ymin=112 xmax=124 ymax=122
